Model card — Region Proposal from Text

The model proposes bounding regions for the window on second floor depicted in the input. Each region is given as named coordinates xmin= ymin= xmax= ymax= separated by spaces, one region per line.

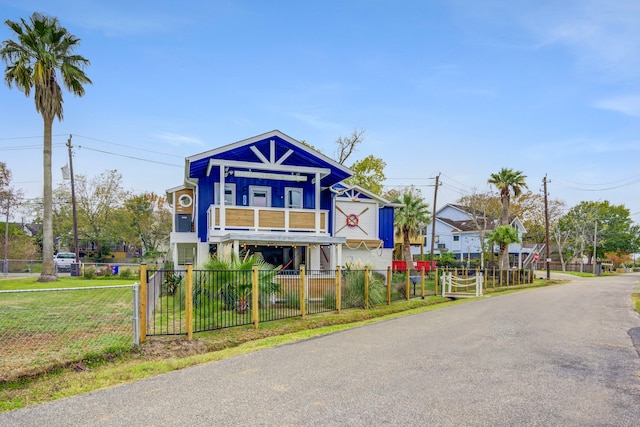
xmin=285 ymin=187 xmax=302 ymax=209
xmin=249 ymin=186 xmax=271 ymax=207
xmin=214 ymin=183 xmax=236 ymax=205
xmin=453 ymin=235 xmax=460 ymax=242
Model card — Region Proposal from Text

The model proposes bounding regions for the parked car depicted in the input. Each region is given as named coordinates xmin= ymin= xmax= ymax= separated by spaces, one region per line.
xmin=54 ymin=252 xmax=76 ymax=272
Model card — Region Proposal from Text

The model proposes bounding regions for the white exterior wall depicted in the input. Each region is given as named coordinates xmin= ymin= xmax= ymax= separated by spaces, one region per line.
xmin=334 ymin=200 xmax=377 ymax=239
xmin=342 ymin=247 xmax=393 ymax=271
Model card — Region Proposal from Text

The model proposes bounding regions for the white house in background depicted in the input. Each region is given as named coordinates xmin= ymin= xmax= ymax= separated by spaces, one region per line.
xmin=165 ymin=130 xmax=397 ymax=271
xmin=423 ymin=203 xmax=531 ymax=268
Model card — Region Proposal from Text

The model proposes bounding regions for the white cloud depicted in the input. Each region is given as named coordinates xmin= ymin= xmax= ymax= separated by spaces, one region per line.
xmin=595 ymin=95 xmax=640 ymax=117
xmin=286 ymin=112 xmax=342 ymax=132
xmin=154 ymin=132 xmax=204 ymax=147
xmin=527 ymin=0 xmax=640 ymax=76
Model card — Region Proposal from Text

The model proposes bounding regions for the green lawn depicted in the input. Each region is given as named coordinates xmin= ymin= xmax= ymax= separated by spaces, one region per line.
xmin=0 ymin=276 xmax=137 ymax=290
xmin=0 ymin=276 xmax=138 ymax=382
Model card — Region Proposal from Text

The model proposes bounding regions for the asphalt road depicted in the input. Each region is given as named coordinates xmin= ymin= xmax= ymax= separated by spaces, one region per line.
xmin=2 ymin=273 xmax=640 ymax=426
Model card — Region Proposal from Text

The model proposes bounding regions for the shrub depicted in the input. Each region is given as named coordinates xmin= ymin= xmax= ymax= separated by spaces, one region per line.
xmin=162 ymin=271 xmax=183 ymax=296
xmin=83 ymin=267 xmax=96 ymax=279
xmin=119 ymin=267 xmax=132 ymax=278
xmin=341 ymin=261 xmax=387 ymax=308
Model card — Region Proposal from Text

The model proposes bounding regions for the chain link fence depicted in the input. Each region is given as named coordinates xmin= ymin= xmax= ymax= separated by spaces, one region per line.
xmin=0 ymin=285 xmax=138 ymax=382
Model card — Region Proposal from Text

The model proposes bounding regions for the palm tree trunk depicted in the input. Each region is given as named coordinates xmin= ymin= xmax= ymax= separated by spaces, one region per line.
xmin=403 ymin=231 xmax=414 ymax=275
xmin=39 ymin=116 xmax=56 ymax=281
xmin=500 ymin=244 xmax=509 ymax=270
xmin=501 ymin=196 xmax=509 ymax=226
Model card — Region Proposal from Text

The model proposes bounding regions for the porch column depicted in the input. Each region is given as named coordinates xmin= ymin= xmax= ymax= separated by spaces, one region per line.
xmin=196 ymin=242 xmax=209 ymax=267
xmin=219 ymin=164 xmax=226 ymax=231
xmin=315 ymin=171 xmax=321 ymax=232
xmin=336 ymin=243 xmax=342 ymax=269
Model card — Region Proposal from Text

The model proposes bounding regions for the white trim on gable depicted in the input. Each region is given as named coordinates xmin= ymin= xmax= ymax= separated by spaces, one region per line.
xmin=187 ymin=130 xmax=352 ymax=177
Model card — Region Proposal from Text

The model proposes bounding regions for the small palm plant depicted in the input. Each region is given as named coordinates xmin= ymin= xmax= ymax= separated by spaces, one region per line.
xmin=202 ymin=246 xmax=280 ymax=313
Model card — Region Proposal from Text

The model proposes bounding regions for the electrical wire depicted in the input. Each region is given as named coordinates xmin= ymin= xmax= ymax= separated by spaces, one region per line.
xmin=77 ymin=146 xmax=182 ymax=168
xmin=72 ymin=134 xmax=181 ymax=159
xmin=553 ymin=175 xmax=640 ymax=192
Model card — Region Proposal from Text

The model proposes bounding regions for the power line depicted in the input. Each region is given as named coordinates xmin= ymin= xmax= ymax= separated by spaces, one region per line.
xmin=553 ymin=175 xmax=640 ymax=191
xmin=77 ymin=146 xmax=182 ymax=168
xmin=72 ymin=134 xmax=181 ymax=159
xmin=0 ymin=143 xmax=65 ymax=151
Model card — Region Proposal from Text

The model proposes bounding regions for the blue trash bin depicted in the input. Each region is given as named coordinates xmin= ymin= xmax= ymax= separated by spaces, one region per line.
xmin=111 ymin=265 xmax=119 ymax=275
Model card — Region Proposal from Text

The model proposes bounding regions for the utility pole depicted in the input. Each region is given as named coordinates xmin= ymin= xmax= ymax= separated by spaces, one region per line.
xmin=66 ymin=135 xmax=79 ymax=264
xmin=429 ymin=173 xmax=441 ymax=272
xmin=592 ymin=220 xmax=598 ymax=275
xmin=543 ymin=175 xmax=550 ymax=280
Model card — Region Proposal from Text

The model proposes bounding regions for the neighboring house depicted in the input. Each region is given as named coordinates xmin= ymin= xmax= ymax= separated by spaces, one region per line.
xmin=166 ymin=130 xmax=395 ymax=271
xmin=423 ymin=203 xmax=530 ymax=267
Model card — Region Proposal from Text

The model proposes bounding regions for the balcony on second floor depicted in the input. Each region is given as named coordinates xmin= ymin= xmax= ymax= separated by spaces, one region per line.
xmin=207 ymin=204 xmax=328 ymax=238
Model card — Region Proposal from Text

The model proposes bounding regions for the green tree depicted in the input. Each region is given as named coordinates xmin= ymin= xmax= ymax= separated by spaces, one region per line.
xmin=75 ymin=170 xmax=129 ymax=260
xmin=345 ymin=154 xmax=386 ymax=195
xmin=392 ymin=187 xmax=430 ymax=274
xmin=1 ymin=13 xmax=91 ymax=281
xmin=123 ymin=192 xmax=171 ymax=258
xmin=487 ymin=225 xmax=520 ymax=269
xmin=488 ymin=168 xmax=527 ymax=268
xmin=1 ymin=163 xmax=27 ymax=269
xmin=557 ymin=200 xmax=635 ymax=266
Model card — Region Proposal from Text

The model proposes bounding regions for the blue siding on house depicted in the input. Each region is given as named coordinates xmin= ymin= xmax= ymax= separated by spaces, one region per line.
xmin=378 ymin=206 xmax=395 ymax=249
xmin=197 ymin=175 xmax=215 ymax=242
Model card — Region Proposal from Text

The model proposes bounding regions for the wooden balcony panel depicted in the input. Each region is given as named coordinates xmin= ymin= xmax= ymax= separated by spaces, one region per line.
xmin=226 ymin=208 xmax=255 ymax=227
xmin=289 ymin=211 xmax=316 ymax=229
xmin=259 ymin=210 xmax=285 ymax=228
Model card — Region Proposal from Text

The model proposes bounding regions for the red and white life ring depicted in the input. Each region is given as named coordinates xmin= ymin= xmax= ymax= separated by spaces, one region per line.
xmin=346 ymin=213 xmax=359 ymax=228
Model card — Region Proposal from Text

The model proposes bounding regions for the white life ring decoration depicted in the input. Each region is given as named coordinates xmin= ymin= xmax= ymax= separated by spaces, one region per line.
xmin=346 ymin=213 xmax=359 ymax=228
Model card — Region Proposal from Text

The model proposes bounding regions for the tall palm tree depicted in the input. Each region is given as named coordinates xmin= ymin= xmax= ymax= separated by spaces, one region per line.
xmin=487 ymin=168 xmax=528 ymax=226
xmin=393 ymin=188 xmax=430 ymax=275
xmin=487 ymin=168 xmax=527 ymax=270
xmin=1 ymin=13 xmax=91 ymax=281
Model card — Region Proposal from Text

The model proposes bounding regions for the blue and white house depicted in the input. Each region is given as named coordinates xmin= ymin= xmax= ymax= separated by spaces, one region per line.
xmin=424 ymin=203 xmax=530 ymax=267
xmin=166 ymin=130 xmax=396 ymax=271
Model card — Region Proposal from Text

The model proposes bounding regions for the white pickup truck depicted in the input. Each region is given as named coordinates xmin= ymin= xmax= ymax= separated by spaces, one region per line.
xmin=54 ymin=252 xmax=76 ymax=272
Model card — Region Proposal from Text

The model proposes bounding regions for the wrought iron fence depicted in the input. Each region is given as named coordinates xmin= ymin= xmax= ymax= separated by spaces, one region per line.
xmin=142 ymin=265 xmax=535 ymax=337
xmin=144 ymin=267 xmax=410 ymax=336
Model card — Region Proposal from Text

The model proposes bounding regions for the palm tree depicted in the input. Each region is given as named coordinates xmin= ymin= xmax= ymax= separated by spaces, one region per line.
xmin=487 ymin=168 xmax=527 ymax=226
xmin=488 ymin=168 xmax=527 ymax=270
xmin=1 ymin=13 xmax=91 ymax=281
xmin=393 ymin=187 xmax=430 ymax=275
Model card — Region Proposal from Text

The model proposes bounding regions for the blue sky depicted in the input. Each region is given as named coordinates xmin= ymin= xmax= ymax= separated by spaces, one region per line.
xmin=2 ymin=0 xmax=640 ymax=222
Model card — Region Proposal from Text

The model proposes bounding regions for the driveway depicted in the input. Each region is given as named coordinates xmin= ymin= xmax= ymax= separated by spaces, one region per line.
xmin=2 ymin=274 xmax=640 ymax=426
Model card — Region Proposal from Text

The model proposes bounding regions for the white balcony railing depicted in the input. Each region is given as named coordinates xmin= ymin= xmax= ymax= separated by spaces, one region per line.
xmin=207 ymin=205 xmax=328 ymax=236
